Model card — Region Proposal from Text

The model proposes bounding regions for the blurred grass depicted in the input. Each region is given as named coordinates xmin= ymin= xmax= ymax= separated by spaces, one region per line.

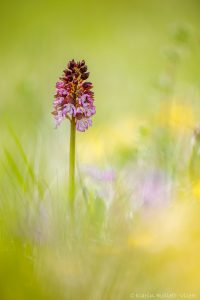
xmin=1 ymin=0 xmax=200 ymax=299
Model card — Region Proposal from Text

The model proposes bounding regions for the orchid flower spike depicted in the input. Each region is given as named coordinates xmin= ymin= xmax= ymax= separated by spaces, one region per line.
xmin=52 ymin=59 xmax=96 ymax=132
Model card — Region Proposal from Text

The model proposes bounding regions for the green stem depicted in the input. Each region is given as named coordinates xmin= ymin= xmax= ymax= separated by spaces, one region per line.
xmin=69 ymin=117 xmax=76 ymax=215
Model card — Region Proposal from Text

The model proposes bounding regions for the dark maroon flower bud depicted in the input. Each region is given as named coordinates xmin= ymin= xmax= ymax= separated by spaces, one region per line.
xmin=82 ymin=82 xmax=92 ymax=89
xmin=68 ymin=59 xmax=76 ymax=70
xmin=81 ymin=72 xmax=89 ymax=80
xmin=64 ymin=69 xmax=72 ymax=76
xmin=74 ymin=73 xmax=79 ymax=79
xmin=80 ymin=60 xmax=85 ymax=66
xmin=67 ymin=76 xmax=73 ymax=82
xmin=80 ymin=66 xmax=87 ymax=73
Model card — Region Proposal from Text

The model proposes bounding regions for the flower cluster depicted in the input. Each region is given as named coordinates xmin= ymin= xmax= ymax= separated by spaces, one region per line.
xmin=52 ymin=59 xmax=96 ymax=132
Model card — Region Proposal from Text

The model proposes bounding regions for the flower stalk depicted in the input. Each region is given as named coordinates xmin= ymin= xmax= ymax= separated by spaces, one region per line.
xmin=69 ymin=117 xmax=76 ymax=214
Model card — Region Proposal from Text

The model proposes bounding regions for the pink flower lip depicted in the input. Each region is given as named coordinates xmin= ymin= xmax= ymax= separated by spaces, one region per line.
xmin=76 ymin=118 xmax=92 ymax=132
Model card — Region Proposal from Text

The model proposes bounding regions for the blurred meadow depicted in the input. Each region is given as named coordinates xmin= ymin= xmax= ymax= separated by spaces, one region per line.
xmin=1 ymin=0 xmax=200 ymax=299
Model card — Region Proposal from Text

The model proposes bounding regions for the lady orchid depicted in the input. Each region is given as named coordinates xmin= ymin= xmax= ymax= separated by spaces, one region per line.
xmin=52 ymin=59 xmax=95 ymax=132
xmin=52 ymin=59 xmax=95 ymax=216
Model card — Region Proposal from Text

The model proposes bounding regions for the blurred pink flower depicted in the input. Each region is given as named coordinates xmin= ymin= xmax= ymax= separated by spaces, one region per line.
xmin=82 ymin=165 xmax=116 ymax=207
xmin=138 ymin=170 xmax=170 ymax=206
xmin=83 ymin=165 xmax=115 ymax=182
xmin=125 ymin=166 xmax=172 ymax=210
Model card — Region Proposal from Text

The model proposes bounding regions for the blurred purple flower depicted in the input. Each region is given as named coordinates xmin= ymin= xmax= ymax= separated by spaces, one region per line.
xmin=125 ymin=167 xmax=171 ymax=210
xmin=52 ymin=59 xmax=95 ymax=132
xmin=82 ymin=165 xmax=116 ymax=208
xmin=82 ymin=165 xmax=116 ymax=182
xmin=138 ymin=171 xmax=170 ymax=206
